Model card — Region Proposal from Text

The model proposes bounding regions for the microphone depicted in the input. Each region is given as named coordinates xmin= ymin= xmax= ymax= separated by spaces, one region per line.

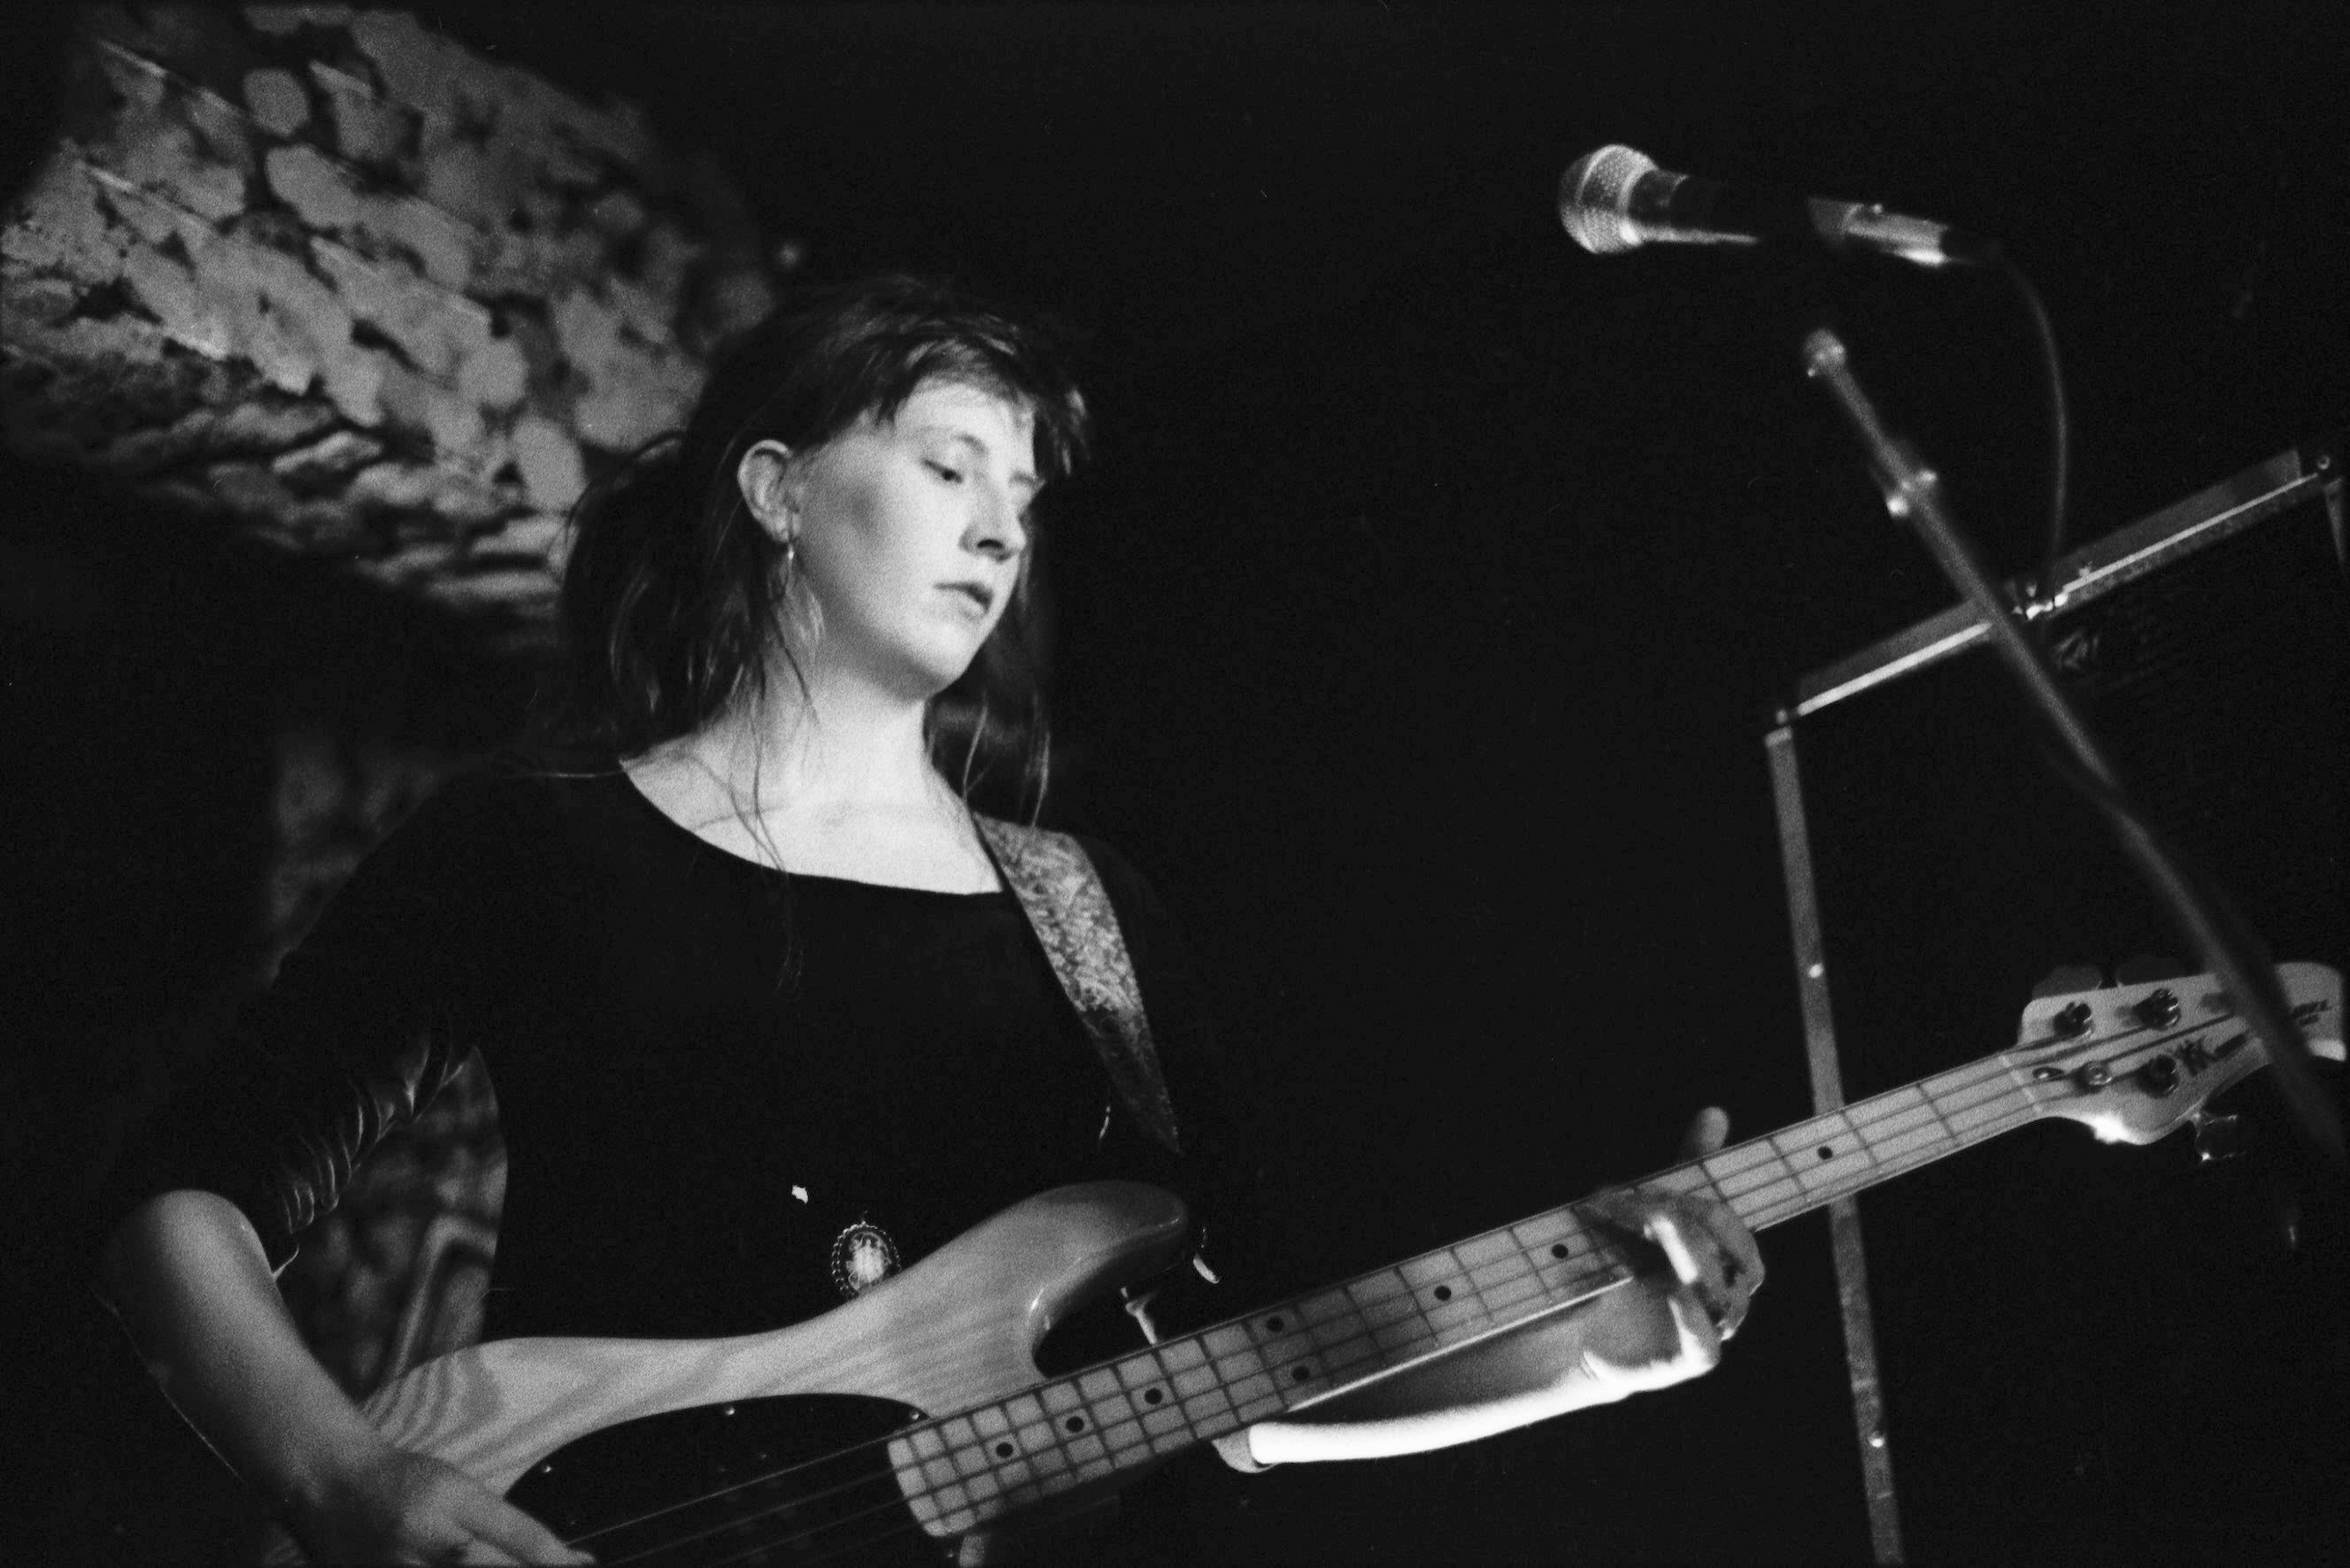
xmin=1558 ymin=144 xmax=1996 ymax=268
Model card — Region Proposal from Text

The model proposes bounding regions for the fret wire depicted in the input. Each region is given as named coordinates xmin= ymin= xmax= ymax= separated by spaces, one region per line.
xmin=1362 ymin=1273 xmax=1445 ymax=1368
xmin=1773 ymin=1102 xmax=1884 ymax=1188
xmin=1914 ymin=1057 xmax=2011 ymax=1149
xmin=1711 ymin=1063 xmax=2034 ymax=1227
xmin=896 ymin=1224 xmax=1653 ymax=1535
xmin=1294 ymin=1287 xmax=1377 ymax=1376
xmin=1464 ymin=1238 xmax=1533 ymax=1317
xmin=1441 ymin=1240 xmax=1495 ymax=1318
xmin=903 ymin=1042 xmax=2084 ymax=1535
xmin=1866 ymin=1052 xmax=2016 ymax=1126
xmin=1428 ymin=1241 xmax=1499 ymax=1346
xmin=1684 ymin=1135 xmax=1807 ymax=1217
xmin=1341 ymin=1265 xmax=1426 ymax=1354
xmin=1843 ymin=1085 xmax=1939 ymax=1154
xmin=891 ymin=1387 xmax=1103 ymax=1539
xmin=1848 ymin=1102 xmax=1957 ymax=1166
xmin=1910 ymin=1072 xmax=2036 ymax=1143
xmin=661 ymin=1021 xmax=2135 ymax=1559
xmin=1737 ymin=1103 xmax=2044 ymax=1233
xmin=903 ymin=1334 xmax=1268 ymax=1542
xmin=1767 ymin=1103 xmax=1867 ymax=1168
xmin=631 ymin=1033 xmax=2125 ymax=1557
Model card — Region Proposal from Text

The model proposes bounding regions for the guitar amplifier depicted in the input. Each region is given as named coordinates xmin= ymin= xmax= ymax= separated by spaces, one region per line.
xmin=1764 ymin=442 xmax=2348 ymax=1563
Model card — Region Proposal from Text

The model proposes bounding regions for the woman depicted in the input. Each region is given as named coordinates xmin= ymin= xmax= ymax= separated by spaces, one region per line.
xmin=96 ymin=275 xmax=1761 ymax=1564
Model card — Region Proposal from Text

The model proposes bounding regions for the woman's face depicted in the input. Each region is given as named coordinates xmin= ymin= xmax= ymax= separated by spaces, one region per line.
xmin=743 ymin=379 xmax=1039 ymax=700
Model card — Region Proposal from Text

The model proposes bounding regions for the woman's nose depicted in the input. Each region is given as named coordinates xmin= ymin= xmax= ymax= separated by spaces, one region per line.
xmin=967 ymin=482 xmax=1028 ymax=558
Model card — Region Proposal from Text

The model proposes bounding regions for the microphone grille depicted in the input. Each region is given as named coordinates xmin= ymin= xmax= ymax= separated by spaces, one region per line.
xmin=1557 ymin=144 xmax=1657 ymax=256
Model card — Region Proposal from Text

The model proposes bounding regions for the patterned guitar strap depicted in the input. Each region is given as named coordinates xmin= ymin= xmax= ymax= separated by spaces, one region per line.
xmin=973 ymin=816 xmax=1183 ymax=1158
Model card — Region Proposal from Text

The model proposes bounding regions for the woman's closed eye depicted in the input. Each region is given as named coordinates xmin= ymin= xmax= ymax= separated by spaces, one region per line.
xmin=927 ymin=461 xmax=964 ymax=484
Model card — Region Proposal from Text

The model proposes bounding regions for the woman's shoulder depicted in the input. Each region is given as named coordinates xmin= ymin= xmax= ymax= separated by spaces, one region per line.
xmin=355 ymin=751 xmax=630 ymax=888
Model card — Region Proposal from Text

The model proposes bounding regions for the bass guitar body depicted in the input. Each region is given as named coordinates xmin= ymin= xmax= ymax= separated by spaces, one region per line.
xmin=362 ymin=1182 xmax=1193 ymax=1564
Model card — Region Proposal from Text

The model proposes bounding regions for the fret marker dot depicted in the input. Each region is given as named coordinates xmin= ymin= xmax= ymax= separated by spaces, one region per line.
xmin=995 ymin=1441 xmax=1014 ymax=1458
xmin=1433 ymin=1285 xmax=1452 ymax=1302
xmin=1266 ymin=1316 xmax=1285 ymax=1333
xmin=1817 ymin=1146 xmax=1834 ymax=1161
xmin=1551 ymin=1243 xmax=1568 ymax=1259
xmin=1291 ymin=1364 xmax=1313 ymax=1382
xmin=1143 ymin=1387 xmax=1165 ymax=1406
xmin=1064 ymin=1416 xmax=1086 ymax=1433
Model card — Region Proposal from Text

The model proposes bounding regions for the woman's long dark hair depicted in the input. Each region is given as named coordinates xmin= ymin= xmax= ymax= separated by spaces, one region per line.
xmin=533 ymin=274 xmax=1090 ymax=821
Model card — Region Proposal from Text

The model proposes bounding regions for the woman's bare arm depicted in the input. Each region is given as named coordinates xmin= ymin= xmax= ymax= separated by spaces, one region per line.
xmin=97 ymin=1189 xmax=587 ymax=1565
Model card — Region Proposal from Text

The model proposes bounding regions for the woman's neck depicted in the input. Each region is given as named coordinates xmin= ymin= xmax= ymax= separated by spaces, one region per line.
xmin=622 ymin=657 xmax=1004 ymax=890
xmin=677 ymin=668 xmax=943 ymax=817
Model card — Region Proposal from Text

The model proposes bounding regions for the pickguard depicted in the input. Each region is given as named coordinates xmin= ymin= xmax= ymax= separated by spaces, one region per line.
xmin=506 ymin=1394 xmax=940 ymax=1565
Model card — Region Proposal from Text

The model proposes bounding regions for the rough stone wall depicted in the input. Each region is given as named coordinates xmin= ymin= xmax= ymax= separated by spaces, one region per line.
xmin=1 ymin=4 xmax=791 ymax=643
xmin=2 ymin=4 xmax=804 ymax=1407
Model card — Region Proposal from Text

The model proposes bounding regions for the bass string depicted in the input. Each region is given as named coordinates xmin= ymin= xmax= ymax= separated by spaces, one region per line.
xmin=575 ymin=1238 xmax=1644 ymax=1560
xmin=1737 ymin=1101 xmax=2044 ymax=1233
xmin=612 ymin=1213 xmax=1712 ymax=1567
xmin=1702 ymin=1035 xmax=2077 ymax=1232
xmin=634 ymin=1092 xmax=2112 ymax=1566
xmin=589 ymin=1456 xmax=929 ymax=1566
xmin=570 ymin=1433 xmax=906 ymax=1561
xmin=581 ymin=1025 xmax=2177 ymax=1560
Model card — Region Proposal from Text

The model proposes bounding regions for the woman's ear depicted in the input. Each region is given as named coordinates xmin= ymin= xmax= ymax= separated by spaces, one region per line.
xmin=737 ymin=440 xmax=799 ymax=542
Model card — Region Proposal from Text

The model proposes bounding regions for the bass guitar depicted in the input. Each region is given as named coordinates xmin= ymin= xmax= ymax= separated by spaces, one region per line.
xmin=337 ymin=963 xmax=2340 ymax=1564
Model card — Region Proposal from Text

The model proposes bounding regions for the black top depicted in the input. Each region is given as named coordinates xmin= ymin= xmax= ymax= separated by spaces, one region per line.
xmin=99 ymin=761 xmax=1225 ymax=1342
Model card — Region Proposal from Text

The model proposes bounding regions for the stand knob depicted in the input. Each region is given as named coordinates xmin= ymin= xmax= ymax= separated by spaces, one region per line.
xmin=2192 ymin=1111 xmax=2246 ymax=1164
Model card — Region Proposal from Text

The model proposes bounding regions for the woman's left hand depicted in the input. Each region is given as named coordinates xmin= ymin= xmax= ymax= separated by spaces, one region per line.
xmin=1568 ymin=1106 xmax=1765 ymax=1395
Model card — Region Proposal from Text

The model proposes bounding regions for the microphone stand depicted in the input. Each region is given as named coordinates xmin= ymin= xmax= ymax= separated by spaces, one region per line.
xmin=1800 ymin=327 xmax=2346 ymax=1176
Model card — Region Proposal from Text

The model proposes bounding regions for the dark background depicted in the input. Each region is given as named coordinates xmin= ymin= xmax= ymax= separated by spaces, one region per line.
xmin=9 ymin=4 xmax=2346 ymax=1563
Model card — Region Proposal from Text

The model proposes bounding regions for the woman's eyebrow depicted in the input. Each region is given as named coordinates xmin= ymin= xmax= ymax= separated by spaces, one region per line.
xmin=921 ymin=427 xmax=1041 ymax=494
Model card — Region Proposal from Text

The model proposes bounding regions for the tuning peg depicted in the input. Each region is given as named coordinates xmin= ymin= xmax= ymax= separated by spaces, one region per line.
xmin=2132 ymin=988 xmax=2182 ymax=1029
xmin=2052 ymin=1002 xmax=2095 ymax=1039
xmin=2191 ymin=1111 xmax=2246 ymax=1164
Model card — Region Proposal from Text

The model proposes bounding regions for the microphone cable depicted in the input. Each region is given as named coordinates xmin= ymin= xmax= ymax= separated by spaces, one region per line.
xmin=1991 ymin=251 xmax=2074 ymax=602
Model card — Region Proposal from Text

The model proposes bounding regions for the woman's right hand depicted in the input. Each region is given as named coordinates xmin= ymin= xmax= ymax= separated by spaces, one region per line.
xmin=99 ymin=1194 xmax=591 ymax=1564
xmin=288 ymin=1442 xmax=593 ymax=1566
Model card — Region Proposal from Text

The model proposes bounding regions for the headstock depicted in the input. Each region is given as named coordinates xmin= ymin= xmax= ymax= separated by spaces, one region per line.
xmin=2007 ymin=962 xmax=2343 ymax=1145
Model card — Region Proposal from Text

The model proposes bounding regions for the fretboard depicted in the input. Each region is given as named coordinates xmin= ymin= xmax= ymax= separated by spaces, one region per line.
xmin=895 ymin=1045 xmax=2055 ymax=1535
